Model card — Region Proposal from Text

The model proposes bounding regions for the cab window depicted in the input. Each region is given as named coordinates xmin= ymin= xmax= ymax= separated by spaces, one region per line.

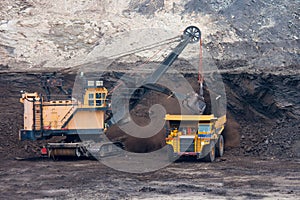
xmin=96 ymin=93 xmax=101 ymax=99
xmin=88 ymin=93 xmax=94 ymax=106
xmin=198 ymin=124 xmax=210 ymax=132
xmin=96 ymin=93 xmax=104 ymax=106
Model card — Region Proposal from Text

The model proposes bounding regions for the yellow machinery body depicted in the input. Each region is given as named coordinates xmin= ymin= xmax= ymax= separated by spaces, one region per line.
xmin=19 ymin=83 xmax=108 ymax=141
xmin=165 ymin=114 xmax=226 ymax=160
xmin=19 ymin=80 xmax=124 ymax=158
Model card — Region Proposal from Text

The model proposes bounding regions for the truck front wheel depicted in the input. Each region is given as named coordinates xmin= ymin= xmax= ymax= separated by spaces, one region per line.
xmin=216 ymin=135 xmax=224 ymax=157
xmin=203 ymin=144 xmax=215 ymax=162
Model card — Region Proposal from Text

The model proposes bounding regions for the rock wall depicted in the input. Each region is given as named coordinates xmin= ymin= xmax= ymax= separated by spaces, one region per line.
xmin=0 ymin=0 xmax=298 ymax=72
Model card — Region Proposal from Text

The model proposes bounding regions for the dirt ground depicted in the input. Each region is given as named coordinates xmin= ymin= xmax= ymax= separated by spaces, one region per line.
xmin=0 ymin=155 xmax=299 ymax=199
xmin=0 ymin=71 xmax=299 ymax=199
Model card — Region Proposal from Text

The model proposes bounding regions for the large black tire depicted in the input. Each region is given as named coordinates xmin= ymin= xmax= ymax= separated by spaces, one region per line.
xmin=203 ymin=143 xmax=216 ymax=162
xmin=99 ymin=146 xmax=105 ymax=158
xmin=216 ymin=135 xmax=224 ymax=157
xmin=167 ymin=145 xmax=176 ymax=162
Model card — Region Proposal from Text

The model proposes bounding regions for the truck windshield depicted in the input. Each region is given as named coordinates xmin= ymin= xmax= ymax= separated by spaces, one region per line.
xmin=198 ymin=124 xmax=210 ymax=132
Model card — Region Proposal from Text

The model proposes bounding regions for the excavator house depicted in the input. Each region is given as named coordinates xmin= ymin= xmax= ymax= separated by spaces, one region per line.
xmin=19 ymin=79 xmax=122 ymax=158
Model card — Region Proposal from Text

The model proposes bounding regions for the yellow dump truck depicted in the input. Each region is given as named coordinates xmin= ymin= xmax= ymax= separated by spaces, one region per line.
xmin=165 ymin=114 xmax=226 ymax=162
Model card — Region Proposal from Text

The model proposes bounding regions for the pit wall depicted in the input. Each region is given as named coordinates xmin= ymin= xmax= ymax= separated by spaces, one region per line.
xmin=0 ymin=71 xmax=299 ymax=159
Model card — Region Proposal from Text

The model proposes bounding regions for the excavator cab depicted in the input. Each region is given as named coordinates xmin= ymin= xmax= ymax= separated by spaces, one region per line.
xmin=83 ymin=80 xmax=108 ymax=108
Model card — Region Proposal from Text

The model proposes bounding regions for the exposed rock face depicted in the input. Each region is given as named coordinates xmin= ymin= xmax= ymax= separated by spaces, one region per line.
xmin=0 ymin=0 xmax=298 ymax=72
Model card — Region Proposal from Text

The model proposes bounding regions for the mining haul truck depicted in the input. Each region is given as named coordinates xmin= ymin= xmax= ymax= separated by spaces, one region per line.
xmin=165 ymin=114 xmax=226 ymax=162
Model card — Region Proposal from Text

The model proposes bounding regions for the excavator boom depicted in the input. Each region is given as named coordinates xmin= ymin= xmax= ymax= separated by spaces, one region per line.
xmin=108 ymin=26 xmax=205 ymax=125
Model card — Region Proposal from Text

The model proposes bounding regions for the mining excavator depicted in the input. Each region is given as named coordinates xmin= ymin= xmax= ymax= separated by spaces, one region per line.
xmin=19 ymin=26 xmax=226 ymax=161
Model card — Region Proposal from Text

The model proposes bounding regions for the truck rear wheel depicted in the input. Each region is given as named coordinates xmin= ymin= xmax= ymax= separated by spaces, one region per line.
xmin=216 ymin=135 xmax=224 ymax=157
xmin=203 ymin=144 xmax=215 ymax=162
